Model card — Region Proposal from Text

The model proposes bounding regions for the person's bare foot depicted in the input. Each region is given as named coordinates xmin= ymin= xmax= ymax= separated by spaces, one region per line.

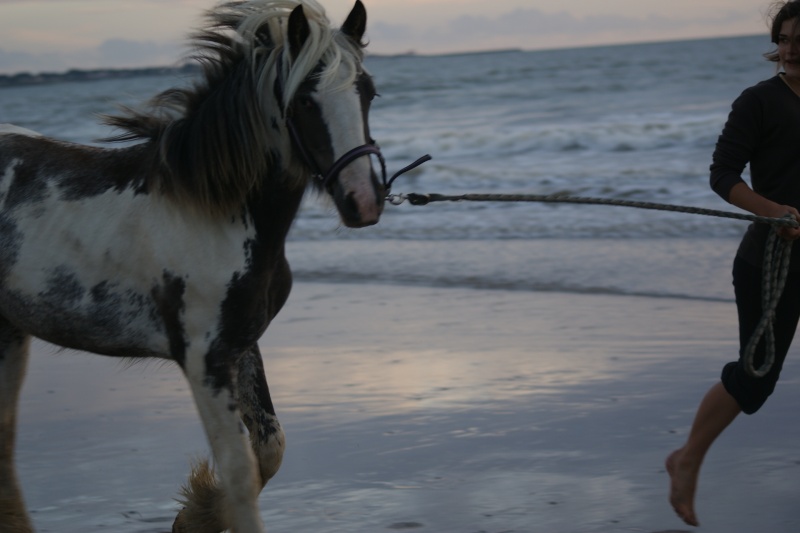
xmin=666 ymin=449 xmax=700 ymax=527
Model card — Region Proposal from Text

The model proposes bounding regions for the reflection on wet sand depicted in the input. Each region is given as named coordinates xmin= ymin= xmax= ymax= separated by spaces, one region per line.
xmin=16 ymin=283 xmax=800 ymax=532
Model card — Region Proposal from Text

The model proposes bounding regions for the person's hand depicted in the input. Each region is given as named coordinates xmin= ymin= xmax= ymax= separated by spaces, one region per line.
xmin=769 ymin=204 xmax=800 ymax=241
xmin=727 ymin=184 xmax=800 ymax=240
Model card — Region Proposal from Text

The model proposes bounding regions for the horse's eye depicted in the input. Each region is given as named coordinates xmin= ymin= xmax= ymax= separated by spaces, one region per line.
xmin=362 ymin=89 xmax=377 ymax=103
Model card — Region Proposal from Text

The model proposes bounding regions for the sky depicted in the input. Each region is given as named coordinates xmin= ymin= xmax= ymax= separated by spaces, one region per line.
xmin=0 ymin=0 xmax=770 ymax=74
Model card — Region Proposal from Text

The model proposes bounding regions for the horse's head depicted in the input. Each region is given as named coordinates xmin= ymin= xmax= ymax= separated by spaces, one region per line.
xmin=277 ymin=1 xmax=383 ymax=228
xmin=101 ymin=1 xmax=413 ymax=222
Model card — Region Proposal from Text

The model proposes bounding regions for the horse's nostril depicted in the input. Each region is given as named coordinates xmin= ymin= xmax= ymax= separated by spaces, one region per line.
xmin=334 ymin=189 xmax=383 ymax=228
xmin=344 ymin=192 xmax=362 ymax=222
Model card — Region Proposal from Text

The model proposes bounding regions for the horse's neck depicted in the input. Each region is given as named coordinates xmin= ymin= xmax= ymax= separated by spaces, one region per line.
xmin=246 ymin=177 xmax=306 ymax=247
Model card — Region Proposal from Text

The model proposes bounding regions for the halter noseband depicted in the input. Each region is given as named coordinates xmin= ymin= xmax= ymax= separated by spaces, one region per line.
xmin=287 ymin=117 xmax=430 ymax=194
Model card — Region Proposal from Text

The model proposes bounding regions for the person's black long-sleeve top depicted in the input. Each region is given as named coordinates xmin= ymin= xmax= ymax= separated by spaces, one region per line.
xmin=710 ymin=75 xmax=800 ymax=269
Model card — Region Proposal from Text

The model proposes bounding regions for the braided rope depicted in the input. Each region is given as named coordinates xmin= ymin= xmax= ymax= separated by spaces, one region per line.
xmin=744 ymin=231 xmax=793 ymax=377
xmin=387 ymin=191 xmax=799 ymax=377
xmin=390 ymin=192 xmax=800 ymax=227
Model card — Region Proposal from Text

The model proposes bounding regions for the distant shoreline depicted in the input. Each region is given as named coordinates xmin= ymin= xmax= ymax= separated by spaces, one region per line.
xmin=0 ymin=50 xmax=522 ymax=89
xmin=0 ymin=63 xmax=200 ymax=89
xmin=0 ymin=33 xmax=763 ymax=89
xmin=0 ymin=50 xmax=516 ymax=89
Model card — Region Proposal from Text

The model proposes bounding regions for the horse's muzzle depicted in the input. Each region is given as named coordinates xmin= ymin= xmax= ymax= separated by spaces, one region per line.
xmin=332 ymin=175 xmax=384 ymax=228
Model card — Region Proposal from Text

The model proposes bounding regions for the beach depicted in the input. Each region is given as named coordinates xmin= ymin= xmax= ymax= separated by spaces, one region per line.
xmin=16 ymin=280 xmax=800 ymax=533
xmin=6 ymin=34 xmax=800 ymax=532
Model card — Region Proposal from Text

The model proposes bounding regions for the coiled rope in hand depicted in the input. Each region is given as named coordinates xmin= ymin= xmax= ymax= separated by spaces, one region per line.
xmin=387 ymin=191 xmax=798 ymax=377
xmin=745 ymin=229 xmax=793 ymax=377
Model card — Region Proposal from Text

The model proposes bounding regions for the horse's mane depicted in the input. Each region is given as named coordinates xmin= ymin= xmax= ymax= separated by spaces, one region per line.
xmin=104 ymin=0 xmax=366 ymax=216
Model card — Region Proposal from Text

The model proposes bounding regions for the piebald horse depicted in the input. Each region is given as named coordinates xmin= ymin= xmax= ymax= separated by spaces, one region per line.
xmin=0 ymin=1 xmax=397 ymax=531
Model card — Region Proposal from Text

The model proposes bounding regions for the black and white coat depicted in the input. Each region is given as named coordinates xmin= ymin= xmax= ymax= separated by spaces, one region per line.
xmin=0 ymin=1 xmax=382 ymax=532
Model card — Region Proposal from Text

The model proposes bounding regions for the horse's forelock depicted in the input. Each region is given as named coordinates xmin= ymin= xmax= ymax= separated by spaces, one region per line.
xmin=235 ymin=0 xmax=364 ymax=111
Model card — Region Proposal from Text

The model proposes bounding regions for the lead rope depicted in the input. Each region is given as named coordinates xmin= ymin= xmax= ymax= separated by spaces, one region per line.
xmin=387 ymin=191 xmax=798 ymax=377
xmin=744 ymin=224 xmax=793 ymax=377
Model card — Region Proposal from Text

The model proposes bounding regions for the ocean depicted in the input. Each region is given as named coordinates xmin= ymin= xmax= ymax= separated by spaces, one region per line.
xmin=0 ymin=34 xmax=776 ymax=302
xmin=7 ymin=34 xmax=800 ymax=533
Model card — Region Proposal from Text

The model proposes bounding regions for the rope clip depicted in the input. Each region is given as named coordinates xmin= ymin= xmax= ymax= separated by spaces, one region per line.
xmin=386 ymin=194 xmax=407 ymax=206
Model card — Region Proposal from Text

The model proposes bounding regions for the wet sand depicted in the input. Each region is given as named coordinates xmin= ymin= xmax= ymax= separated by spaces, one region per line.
xmin=16 ymin=282 xmax=800 ymax=532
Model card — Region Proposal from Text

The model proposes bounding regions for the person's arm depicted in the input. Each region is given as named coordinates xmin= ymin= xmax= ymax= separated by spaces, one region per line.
xmin=728 ymin=181 xmax=800 ymax=240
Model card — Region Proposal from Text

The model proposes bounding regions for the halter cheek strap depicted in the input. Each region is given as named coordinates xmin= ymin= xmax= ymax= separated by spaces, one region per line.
xmin=318 ymin=142 xmax=387 ymax=190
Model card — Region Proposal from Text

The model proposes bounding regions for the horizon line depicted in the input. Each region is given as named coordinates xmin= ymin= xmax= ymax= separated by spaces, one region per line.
xmin=0 ymin=32 xmax=765 ymax=78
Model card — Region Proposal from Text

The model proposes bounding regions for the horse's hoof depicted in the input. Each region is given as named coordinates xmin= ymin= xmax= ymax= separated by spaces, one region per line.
xmin=171 ymin=509 xmax=188 ymax=533
xmin=171 ymin=504 xmax=225 ymax=533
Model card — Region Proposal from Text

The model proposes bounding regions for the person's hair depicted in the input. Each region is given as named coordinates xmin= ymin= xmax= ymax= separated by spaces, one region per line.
xmin=765 ymin=0 xmax=800 ymax=62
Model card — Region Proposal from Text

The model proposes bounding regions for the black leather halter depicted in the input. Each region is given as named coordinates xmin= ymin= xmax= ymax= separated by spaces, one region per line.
xmin=286 ymin=118 xmax=384 ymax=190
xmin=276 ymin=49 xmax=430 ymax=193
xmin=286 ymin=117 xmax=430 ymax=193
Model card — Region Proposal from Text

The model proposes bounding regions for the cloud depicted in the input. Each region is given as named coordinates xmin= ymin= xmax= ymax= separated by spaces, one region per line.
xmin=0 ymin=0 xmax=204 ymax=3
xmin=0 ymin=38 xmax=183 ymax=74
xmin=0 ymin=4 xmax=760 ymax=73
xmin=96 ymin=38 xmax=182 ymax=66
xmin=0 ymin=47 xmax=73 ymax=74
xmin=366 ymin=6 xmax=758 ymax=54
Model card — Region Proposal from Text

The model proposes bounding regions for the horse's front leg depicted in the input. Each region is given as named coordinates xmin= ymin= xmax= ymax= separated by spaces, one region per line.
xmin=173 ymin=345 xmax=284 ymax=533
xmin=174 ymin=348 xmax=263 ymax=533
xmin=237 ymin=344 xmax=285 ymax=488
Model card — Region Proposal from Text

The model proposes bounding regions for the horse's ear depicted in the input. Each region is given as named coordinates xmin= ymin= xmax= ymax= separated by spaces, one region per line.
xmin=287 ymin=4 xmax=310 ymax=60
xmin=341 ymin=0 xmax=367 ymax=43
